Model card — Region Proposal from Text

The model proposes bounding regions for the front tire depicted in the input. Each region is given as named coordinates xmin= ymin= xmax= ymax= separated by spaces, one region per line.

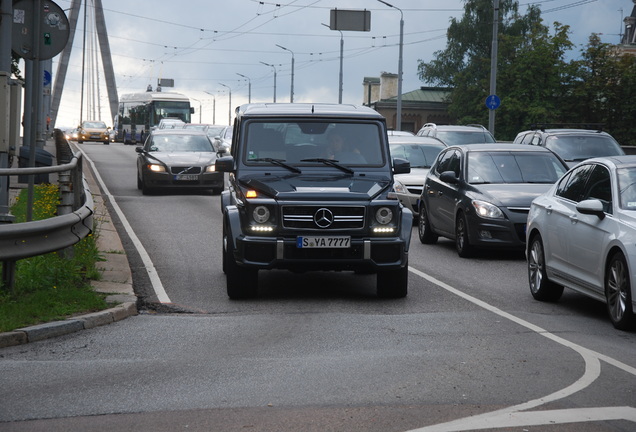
xmin=418 ymin=205 xmax=438 ymax=244
xmin=224 ymin=230 xmax=258 ymax=299
xmin=527 ymin=234 xmax=563 ymax=301
xmin=377 ymin=263 xmax=408 ymax=298
xmin=605 ymin=252 xmax=635 ymax=330
xmin=455 ymin=212 xmax=474 ymax=258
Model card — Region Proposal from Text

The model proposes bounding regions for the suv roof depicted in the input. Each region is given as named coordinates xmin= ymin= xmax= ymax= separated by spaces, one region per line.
xmin=513 ymin=126 xmax=624 ymax=167
xmin=416 ymin=123 xmax=496 ymax=144
xmin=236 ymin=103 xmax=384 ymax=120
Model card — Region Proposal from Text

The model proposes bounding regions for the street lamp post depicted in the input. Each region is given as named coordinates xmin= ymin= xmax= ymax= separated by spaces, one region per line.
xmin=219 ymin=83 xmax=232 ymax=125
xmin=322 ymin=23 xmax=344 ymax=104
xmin=276 ymin=44 xmax=294 ymax=103
xmin=236 ymin=73 xmax=251 ymax=103
xmin=377 ymin=0 xmax=403 ymax=131
xmin=203 ymin=91 xmax=216 ymax=124
xmin=260 ymin=61 xmax=277 ymax=102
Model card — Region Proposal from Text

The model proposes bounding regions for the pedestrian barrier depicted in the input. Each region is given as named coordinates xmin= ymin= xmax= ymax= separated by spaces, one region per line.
xmin=0 ymin=130 xmax=93 ymax=289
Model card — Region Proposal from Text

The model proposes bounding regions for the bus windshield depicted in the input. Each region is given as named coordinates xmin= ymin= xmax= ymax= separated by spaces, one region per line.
xmin=114 ymin=92 xmax=192 ymax=144
xmin=153 ymin=101 xmax=191 ymax=123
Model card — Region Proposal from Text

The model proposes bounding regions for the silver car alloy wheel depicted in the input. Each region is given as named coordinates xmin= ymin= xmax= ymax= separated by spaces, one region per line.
xmin=528 ymin=239 xmax=544 ymax=294
xmin=606 ymin=253 xmax=629 ymax=324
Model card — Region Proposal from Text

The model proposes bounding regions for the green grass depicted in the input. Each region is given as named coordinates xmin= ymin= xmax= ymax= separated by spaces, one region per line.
xmin=0 ymin=184 xmax=111 ymax=332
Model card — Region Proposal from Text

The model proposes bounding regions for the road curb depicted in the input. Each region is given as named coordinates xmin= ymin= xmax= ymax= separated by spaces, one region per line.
xmin=0 ymin=302 xmax=138 ymax=348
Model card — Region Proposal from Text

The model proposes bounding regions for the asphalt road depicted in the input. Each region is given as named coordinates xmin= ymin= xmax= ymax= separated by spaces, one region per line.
xmin=0 ymin=142 xmax=634 ymax=432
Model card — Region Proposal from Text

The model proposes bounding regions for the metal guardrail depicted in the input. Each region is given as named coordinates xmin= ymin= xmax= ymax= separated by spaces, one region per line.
xmin=0 ymin=131 xmax=94 ymax=288
xmin=0 ymin=175 xmax=93 ymax=260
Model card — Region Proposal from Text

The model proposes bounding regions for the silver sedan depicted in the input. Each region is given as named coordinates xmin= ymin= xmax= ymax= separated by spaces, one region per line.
xmin=527 ymin=156 xmax=636 ymax=330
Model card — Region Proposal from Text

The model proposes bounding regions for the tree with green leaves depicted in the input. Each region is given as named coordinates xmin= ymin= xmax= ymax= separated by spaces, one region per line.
xmin=563 ymin=34 xmax=636 ymax=145
xmin=418 ymin=0 xmax=573 ymax=140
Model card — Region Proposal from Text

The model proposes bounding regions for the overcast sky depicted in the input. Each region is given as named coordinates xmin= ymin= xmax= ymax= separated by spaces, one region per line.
xmin=49 ymin=0 xmax=627 ymax=128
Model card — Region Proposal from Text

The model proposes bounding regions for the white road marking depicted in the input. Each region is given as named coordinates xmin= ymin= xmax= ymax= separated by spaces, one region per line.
xmin=406 ymin=267 xmax=636 ymax=431
xmin=80 ymin=148 xmax=171 ymax=303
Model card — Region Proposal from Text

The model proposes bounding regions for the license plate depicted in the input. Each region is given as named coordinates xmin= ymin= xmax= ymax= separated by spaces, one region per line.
xmin=297 ymin=236 xmax=350 ymax=248
xmin=174 ymin=174 xmax=198 ymax=181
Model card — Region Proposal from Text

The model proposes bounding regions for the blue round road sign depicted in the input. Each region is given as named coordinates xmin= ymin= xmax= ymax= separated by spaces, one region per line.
xmin=486 ymin=94 xmax=501 ymax=110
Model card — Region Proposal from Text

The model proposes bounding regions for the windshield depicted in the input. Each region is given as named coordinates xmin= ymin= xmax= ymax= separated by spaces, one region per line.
xmin=545 ymin=135 xmax=624 ymax=161
xmin=147 ymin=134 xmax=214 ymax=153
xmin=437 ymin=130 xmax=495 ymax=145
xmin=153 ymin=101 xmax=191 ymax=123
xmin=390 ymin=143 xmax=445 ymax=168
xmin=83 ymin=121 xmax=107 ymax=129
xmin=244 ymin=121 xmax=385 ymax=166
xmin=467 ymin=151 xmax=568 ymax=184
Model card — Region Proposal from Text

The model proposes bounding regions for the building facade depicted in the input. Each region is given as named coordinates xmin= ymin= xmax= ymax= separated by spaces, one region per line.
xmin=362 ymin=72 xmax=451 ymax=133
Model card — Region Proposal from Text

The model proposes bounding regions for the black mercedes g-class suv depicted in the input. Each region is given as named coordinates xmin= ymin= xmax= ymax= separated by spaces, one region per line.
xmin=215 ymin=103 xmax=412 ymax=299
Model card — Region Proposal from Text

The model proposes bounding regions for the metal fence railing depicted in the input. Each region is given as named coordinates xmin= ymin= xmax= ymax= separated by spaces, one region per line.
xmin=0 ymin=130 xmax=94 ymax=290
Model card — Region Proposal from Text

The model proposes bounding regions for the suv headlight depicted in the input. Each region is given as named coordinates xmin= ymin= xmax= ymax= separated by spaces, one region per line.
xmin=252 ymin=206 xmax=271 ymax=223
xmin=472 ymin=200 xmax=504 ymax=219
xmin=249 ymin=204 xmax=275 ymax=233
xmin=375 ymin=207 xmax=393 ymax=224
xmin=372 ymin=206 xmax=397 ymax=234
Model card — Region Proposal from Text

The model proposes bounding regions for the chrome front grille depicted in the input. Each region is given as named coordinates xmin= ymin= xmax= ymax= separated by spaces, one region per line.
xmin=282 ymin=205 xmax=365 ymax=230
xmin=170 ymin=166 xmax=202 ymax=175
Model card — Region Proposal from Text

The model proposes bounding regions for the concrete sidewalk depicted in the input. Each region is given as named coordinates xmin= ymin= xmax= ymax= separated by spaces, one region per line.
xmin=0 ymin=139 xmax=137 ymax=349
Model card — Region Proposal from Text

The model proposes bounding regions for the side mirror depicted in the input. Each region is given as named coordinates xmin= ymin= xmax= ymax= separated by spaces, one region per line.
xmin=576 ymin=199 xmax=605 ymax=220
xmin=135 ymin=146 xmax=143 ymax=153
xmin=439 ymin=170 xmax=459 ymax=184
xmin=392 ymin=157 xmax=410 ymax=175
xmin=215 ymin=155 xmax=234 ymax=172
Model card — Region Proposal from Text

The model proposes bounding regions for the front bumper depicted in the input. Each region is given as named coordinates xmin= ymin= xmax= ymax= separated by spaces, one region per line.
xmin=465 ymin=210 xmax=527 ymax=250
xmin=233 ymin=235 xmax=408 ymax=272
xmin=144 ymin=170 xmax=224 ymax=189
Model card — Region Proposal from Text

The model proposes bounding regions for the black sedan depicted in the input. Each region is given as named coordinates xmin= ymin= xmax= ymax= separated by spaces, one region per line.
xmin=136 ymin=129 xmax=224 ymax=195
xmin=417 ymin=143 xmax=569 ymax=257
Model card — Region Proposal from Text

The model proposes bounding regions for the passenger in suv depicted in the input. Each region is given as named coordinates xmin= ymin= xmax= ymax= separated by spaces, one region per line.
xmin=215 ymin=103 xmax=413 ymax=299
xmin=513 ymin=125 xmax=625 ymax=168
xmin=416 ymin=123 xmax=495 ymax=145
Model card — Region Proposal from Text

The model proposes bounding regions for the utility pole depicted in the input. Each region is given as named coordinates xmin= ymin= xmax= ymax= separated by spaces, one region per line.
xmin=276 ymin=44 xmax=294 ymax=103
xmin=236 ymin=73 xmax=251 ymax=103
xmin=488 ymin=0 xmax=500 ymax=136
xmin=260 ymin=61 xmax=277 ymax=102
xmin=377 ymin=1 xmax=403 ymax=131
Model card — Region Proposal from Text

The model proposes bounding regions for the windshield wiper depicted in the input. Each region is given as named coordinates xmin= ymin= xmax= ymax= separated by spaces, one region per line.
xmin=251 ymin=158 xmax=301 ymax=173
xmin=300 ymin=158 xmax=354 ymax=174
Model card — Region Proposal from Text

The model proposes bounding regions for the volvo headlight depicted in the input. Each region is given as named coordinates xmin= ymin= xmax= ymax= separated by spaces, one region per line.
xmin=205 ymin=165 xmax=216 ymax=173
xmin=148 ymin=163 xmax=165 ymax=173
xmin=472 ymin=200 xmax=504 ymax=219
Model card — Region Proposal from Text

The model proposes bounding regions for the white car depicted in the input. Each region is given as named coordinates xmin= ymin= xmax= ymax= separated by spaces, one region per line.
xmin=388 ymin=135 xmax=446 ymax=217
xmin=526 ymin=156 xmax=636 ymax=330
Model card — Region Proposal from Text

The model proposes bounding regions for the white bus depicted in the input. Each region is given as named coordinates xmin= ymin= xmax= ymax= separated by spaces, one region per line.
xmin=113 ymin=91 xmax=193 ymax=144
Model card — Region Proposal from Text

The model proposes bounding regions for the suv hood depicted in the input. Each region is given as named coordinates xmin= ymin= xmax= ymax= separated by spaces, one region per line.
xmin=242 ymin=173 xmax=391 ymax=200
